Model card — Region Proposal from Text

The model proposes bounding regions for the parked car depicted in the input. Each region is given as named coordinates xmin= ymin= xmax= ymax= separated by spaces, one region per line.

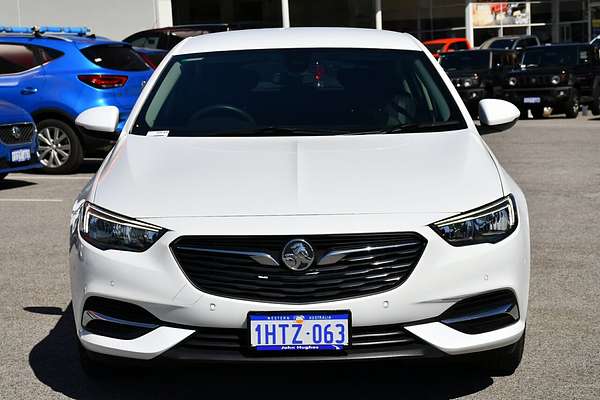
xmin=0 ymin=101 xmax=41 ymax=179
xmin=479 ymin=35 xmax=540 ymax=52
xmin=71 ymin=28 xmax=529 ymax=377
xmin=423 ymin=37 xmax=472 ymax=59
xmin=503 ymin=43 xmax=600 ymax=118
xmin=123 ymin=22 xmax=265 ymax=65
xmin=0 ymin=26 xmax=153 ymax=173
xmin=440 ymin=49 xmax=518 ymax=116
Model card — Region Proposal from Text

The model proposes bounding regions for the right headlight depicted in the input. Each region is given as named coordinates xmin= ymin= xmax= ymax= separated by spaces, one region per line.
xmin=508 ymin=77 xmax=518 ymax=87
xmin=431 ymin=195 xmax=517 ymax=246
xmin=78 ymin=202 xmax=166 ymax=252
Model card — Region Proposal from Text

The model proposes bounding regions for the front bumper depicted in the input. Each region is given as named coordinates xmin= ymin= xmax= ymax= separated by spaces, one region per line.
xmin=0 ymin=142 xmax=42 ymax=174
xmin=70 ymin=210 xmax=530 ymax=362
xmin=457 ymin=88 xmax=486 ymax=109
xmin=503 ymin=86 xmax=572 ymax=108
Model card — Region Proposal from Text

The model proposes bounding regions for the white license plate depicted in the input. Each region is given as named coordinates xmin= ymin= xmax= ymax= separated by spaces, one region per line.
xmin=524 ymin=97 xmax=541 ymax=104
xmin=249 ymin=311 xmax=350 ymax=351
xmin=11 ymin=148 xmax=31 ymax=163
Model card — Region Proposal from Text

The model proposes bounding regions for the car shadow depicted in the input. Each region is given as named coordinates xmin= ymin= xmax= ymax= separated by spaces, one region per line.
xmin=28 ymin=303 xmax=494 ymax=400
xmin=0 ymin=178 xmax=36 ymax=191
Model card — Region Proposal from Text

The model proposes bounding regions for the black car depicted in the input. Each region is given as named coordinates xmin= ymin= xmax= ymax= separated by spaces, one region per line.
xmin=124 ymin=23 xmax=266 ymax=67
xmin=439 ymin=49 xmax=518 ymax=115
xmin=480 ymin=35 xmax=540 ymax=52
xmin=503 ymin=44 xmax=600 ymax=118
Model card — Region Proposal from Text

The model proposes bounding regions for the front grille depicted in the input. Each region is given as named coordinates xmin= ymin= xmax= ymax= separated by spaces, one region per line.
xmin=171 ymin=233 xmax=427 ymax=303
xmin=516 ymin=75 xmax=556 ymax=88
xmin=177 ymin=323 xmax=419 ymax=353
xmin=0 ymin=123 xmax=35 ymax=145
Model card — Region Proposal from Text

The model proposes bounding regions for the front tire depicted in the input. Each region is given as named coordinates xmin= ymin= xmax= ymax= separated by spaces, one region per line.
xmin=36 ymin=119 xmax=83 ymax=174
xmin=564 ymin=92 xmax=580 ymax=119
xmin=470 ymin=332 xmax=525 ymax=376
xmin=531 ymin=107 xmax=545 ymax=119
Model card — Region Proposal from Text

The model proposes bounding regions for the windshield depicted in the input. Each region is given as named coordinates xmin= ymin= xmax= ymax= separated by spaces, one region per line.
xmin=521 ymin=46 xmax=578 ymax=67
xmin=132 ymin=48 xmax=466 ymax=137
xmin=425 ymin=43 xmax=445 ymax=53
xmin=440 ymin=52 xmax=490 ymax=71
xmin=487 ymin=39 xmax=516 ymax=49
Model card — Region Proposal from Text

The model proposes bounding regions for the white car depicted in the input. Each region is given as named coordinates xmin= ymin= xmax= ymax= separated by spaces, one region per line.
xmin=70 ymin=28 xmax=530 ymax=375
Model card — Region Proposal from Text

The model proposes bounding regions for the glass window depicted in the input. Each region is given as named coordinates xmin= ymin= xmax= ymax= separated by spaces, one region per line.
xmin=133 ymin=48 xmax=466 ymax=137
xmin=129 ymin=34 xmax=161 ymax=49
xmin=522 ymin=46 xmax=578 ymax=67
xmin=425 ymin=43 xmax=445 ymax=54
xmin=0 ymin=44 xmax=39 ymax=74
xmin=80 ymin=45 xmax=149 ymax=71
xmin=440 ymin=51 xmax=490 ymax=71
xmin=450 ymin=41 xmax=469 ymax=50
xmin=487 ymin=39 xmax=517 ymax=50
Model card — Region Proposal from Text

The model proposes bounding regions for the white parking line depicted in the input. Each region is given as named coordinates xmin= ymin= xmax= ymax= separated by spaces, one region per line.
xmin=0 ymin=198 xmax=63 ymax=202
xmin=10 ymin=174 xmax=93 ymax=180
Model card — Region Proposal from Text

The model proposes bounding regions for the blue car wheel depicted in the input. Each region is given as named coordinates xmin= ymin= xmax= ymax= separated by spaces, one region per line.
xmin=36 ymin=119 xmax=83 ymax=174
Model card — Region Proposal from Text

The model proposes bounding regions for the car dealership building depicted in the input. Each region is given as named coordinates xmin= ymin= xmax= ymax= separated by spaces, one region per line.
xmin=1 ymin=0 xmax=598 ymax=45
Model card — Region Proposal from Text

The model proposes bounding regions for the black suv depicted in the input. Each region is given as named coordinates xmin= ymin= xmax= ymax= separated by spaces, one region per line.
xmin=439 ymin=49 xmax=518 ymax=116
xmin=503 ymin=44 xmax=600 ymax=118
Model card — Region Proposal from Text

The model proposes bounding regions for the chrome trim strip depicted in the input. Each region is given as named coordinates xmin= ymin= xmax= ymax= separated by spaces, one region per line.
xmin=82 ymin=310 xmax=159 ymax=330
xmin=441 ymin=303 xmax=518 ymax=325
xmin=175 ymin=246 xmax=280 ymax=266
xmin=352 ymin=338 xmax=414 ymax=347
xmin=318 ymin=242 xmax=420 ymax=266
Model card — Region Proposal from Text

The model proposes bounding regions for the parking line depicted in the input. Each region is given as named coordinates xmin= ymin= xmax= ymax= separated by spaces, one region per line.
xmin=10 ymin=175 xmax=93 ymax=180
xmin=0 ymin=198 xmax=63 ymax=202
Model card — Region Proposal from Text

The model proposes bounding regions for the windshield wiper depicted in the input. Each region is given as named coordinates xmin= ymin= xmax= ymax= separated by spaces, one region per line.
xmin=350 ymin=120 xmax=464 ymax=135
xmin=203 ymin=126 xmax=352 ymax=137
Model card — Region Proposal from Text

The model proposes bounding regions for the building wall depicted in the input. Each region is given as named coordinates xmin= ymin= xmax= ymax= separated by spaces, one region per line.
xmin=0 ymin=0 xmax=172 ymax=40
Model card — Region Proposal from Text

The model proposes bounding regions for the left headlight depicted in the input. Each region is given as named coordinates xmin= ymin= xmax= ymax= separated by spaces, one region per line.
xmin=78 ymin=202 xmax=166 ymax=252
xmin=431 ymin=195 xmax=517 ymax=246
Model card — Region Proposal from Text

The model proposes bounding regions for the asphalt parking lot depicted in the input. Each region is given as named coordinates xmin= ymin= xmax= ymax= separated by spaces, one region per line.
xmin=1 ymin=117 xmax=599 ymax=399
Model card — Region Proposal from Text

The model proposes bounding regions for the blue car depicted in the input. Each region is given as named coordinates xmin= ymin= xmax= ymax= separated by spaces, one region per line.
xmin=0 ymin=101 xmax=41 ymax=179
xmin=0 ymin=26 xmax=152 ymax=173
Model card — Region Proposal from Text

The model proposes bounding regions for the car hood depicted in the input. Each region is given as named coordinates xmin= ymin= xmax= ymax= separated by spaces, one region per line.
xmin=92 ymin=130 xmax=503 ymax=219
xmin=0 ymin=101 xmax=32 ymax=124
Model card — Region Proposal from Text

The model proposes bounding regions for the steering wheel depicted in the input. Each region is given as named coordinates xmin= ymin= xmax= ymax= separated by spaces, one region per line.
xmin=188 ymin=104 xmax=256 ymax=126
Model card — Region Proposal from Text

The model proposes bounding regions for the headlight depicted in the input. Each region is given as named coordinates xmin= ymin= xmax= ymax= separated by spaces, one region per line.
xmin=508 ymin=77 xmax=518 ymax=87
xmin=463 ymin=78 xmax=472 ymax=88
xmin=551 ymin=75 xmax=560 ymax=85
xmin=431 ymin=195 xmax=517 ymax=246
xmin=79 ymin=202 xmax=166 ymax=252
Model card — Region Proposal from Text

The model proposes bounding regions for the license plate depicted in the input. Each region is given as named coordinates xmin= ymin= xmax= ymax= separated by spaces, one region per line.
xmin=11 ymin=148 xmax=31 ymax=163
xmin=524 ymin=97 xmax=541 ymax=104
xmin=249 ymin=311 xmax=351 ymax=351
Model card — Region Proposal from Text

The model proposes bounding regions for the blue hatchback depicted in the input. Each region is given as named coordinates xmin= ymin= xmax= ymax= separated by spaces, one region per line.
xmin=0 ymin=100 xmax=41 ymax=179
xmin=0 ymin=27 xmax=152 ymax=173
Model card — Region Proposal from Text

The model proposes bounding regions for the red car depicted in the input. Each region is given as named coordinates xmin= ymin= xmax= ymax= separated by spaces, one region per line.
xmin=424 ymin=38 xmax=472 ymax=59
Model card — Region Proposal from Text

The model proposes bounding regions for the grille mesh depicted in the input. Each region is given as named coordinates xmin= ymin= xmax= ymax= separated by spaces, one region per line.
xmin=171 ymin=233 xmax=426 ymax=303
xmin=178 ymin=323 xmax=419 ymax=352
xmin=0 ymin=123 xmax=35 ymax=145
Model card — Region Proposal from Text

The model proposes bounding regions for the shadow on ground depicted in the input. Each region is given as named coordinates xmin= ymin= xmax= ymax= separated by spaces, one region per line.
xmin=27 ymin=303 xmax=495 ymax=400
xmin=0 ymin=178 xmax=36 ymax=191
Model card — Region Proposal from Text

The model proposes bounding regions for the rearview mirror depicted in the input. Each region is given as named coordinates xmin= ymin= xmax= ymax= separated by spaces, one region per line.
xmin=75 ymin=106 xmax=119 ymax=133
xmin=477 ymin=99 xmax=519 ymax=135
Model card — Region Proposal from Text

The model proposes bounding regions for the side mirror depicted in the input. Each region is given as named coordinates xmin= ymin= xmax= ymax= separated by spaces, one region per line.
xmin=477 ymin=99 xmax=519 ymax=135
xmin=75 ymin=106 xmax=119 ymax=133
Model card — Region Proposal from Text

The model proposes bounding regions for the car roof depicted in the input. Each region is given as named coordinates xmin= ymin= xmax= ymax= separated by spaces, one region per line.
xmin=175 ymin=28 xmax=421 ymax=55
xmin=526 ymin=43 xmax=590 ymax=50
xmin=0 ymin=33 xmax=126 ymax=49
xmin=424 ymin=38 xmax=467 ymax=44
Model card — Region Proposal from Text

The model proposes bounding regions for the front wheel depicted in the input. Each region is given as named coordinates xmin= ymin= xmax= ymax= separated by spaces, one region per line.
xmin=36 ymin=119 xmax=83 ymax=174
xmin=564 ymin=93 xmax=580 ymax=119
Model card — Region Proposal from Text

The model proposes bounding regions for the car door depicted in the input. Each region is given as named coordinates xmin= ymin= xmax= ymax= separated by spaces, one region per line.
xmin=0 ymin=43 xmax=48 ymax=113
xmin=573 ymin=46 xmax=596 ymax=98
